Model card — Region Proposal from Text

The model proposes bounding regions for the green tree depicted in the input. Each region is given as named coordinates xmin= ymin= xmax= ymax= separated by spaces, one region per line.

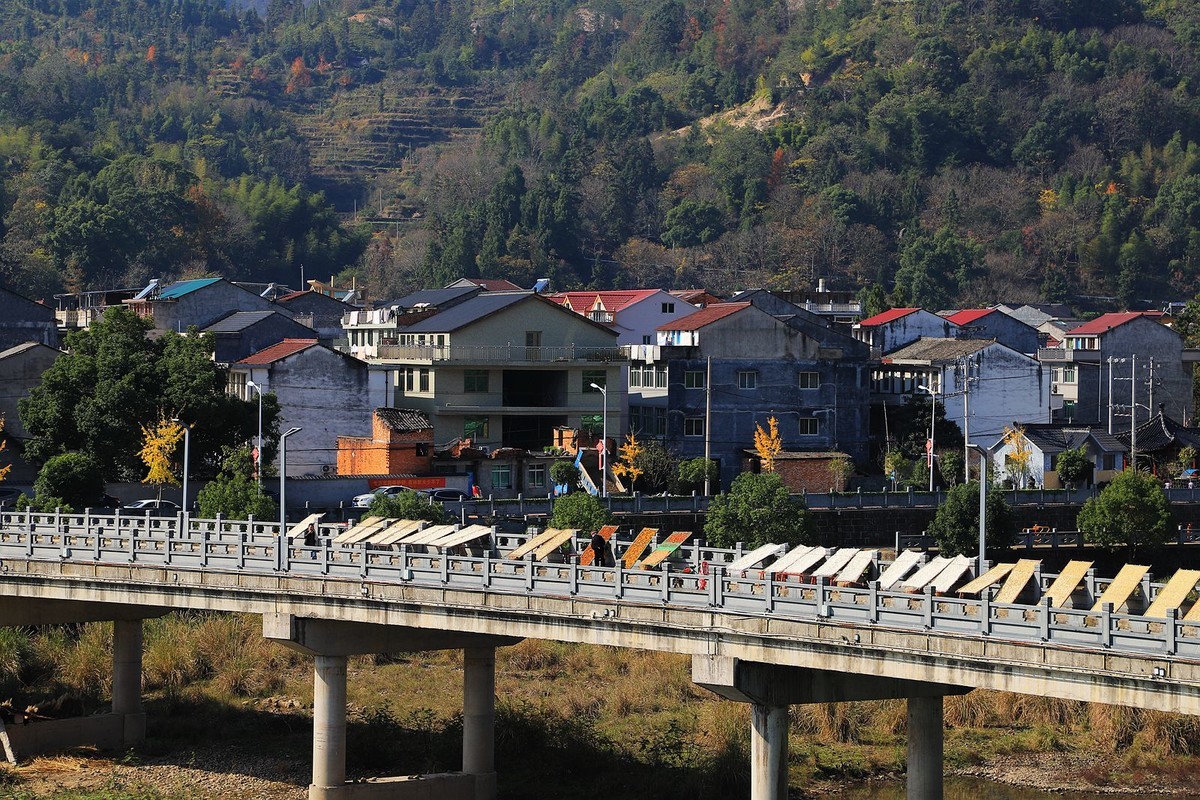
xmin=1077 ymin=470 xmax=1172 ymax=555
xmin=368 ymin=490 xmax=447 ymax=524
xmin=678 ymin=458 xmax=717 ymax=494
xmin=549 ymin=492 xmax=612 ymax=532
xmin=32 ymin=452 xmax=105 ymax=512
xmin=550 ymin=460 xmax=581 ymax=490
xmin=704 ymin=472 xmax=812 ymax=549
xmin=927 ymin=481 xmax=1015 ymax=558
xmin=19 ymin=307 xmax=269 ymax=480
xmin=1054 ymin=448 xmax=1092 ymax=488
xmin=196 ymin=448 xmax=277 ymax=521
xmin=632 ymin=440 xmax=679 ymax=494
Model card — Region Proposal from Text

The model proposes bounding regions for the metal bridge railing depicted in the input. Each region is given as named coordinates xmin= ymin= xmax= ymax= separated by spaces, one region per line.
xmin=0 ymin=510 xmax=1193 ymax=659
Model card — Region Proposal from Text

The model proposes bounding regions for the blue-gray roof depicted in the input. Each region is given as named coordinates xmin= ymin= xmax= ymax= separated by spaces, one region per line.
xmin=204 ymin=311 xmax=283 ymax=333
xmin=392 ymin=286 xmax=480 ymax=309
xmin=400 ymin=292 xmax=535 ymax=333
xmin=158 ymin=277 xmax=222 ymax=299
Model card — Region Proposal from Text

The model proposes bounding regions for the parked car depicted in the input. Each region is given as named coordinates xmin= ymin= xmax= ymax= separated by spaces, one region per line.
xmin=351 ymin=485 xmax=414 ymax=508
xmin=123 ymin=499 xmax=181 ymax=515
xmin=423 ymin=488 xmax=470 ymax=503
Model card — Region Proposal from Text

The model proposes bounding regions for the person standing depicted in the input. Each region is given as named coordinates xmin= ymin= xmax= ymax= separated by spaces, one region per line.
xmin=589 ymin=531 xmax=609 ymax=567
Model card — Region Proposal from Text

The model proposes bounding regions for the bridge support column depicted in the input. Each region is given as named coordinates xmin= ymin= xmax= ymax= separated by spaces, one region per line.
xmin=693 ymin=656 xmax=967 ymax=800
xmin=263 ymin=615 xmax=518 ymax=800
xmin=463 ymin=647 xmax=496 ymax=800
xmin=112 ymin=618 xmax=145 ymax=748
xmin=906 ymin=695 xmax=943 ymax=800
xmin=312 ymin=655 xmax=348 ymax=793
xmin=750 ymin=703 xmax=788 ymax=800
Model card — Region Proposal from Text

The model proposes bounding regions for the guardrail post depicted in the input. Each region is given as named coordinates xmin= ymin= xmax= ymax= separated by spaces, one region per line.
xmin=615 ymin=561 xmax=624 ymax=599
xmin=359 ymin=542 xmax=369 ymax=579
xmin=1102 ymin=603 xmax=1113 ymax=648
xmin=569 ymin=558 xmax=578 ymax=595
xmin=907 ymin=486 xmax=914 ymax=507
xmin=94 ymin=520 xmax=102 ymax=561
xmin=662 ymin=563 xmax=671 ymax=604
xmin=525 ymin=555 xmax=534 ymax=592
xmin=517 ymin=493 xmax=524 ymax=516
xmin=815 ymin=576 xmax=828 ymax=617
xmin=923 ymin=585 xmax=934 ymax=629
xmin=237 ymin=531 xmax=246 ymax=569
xmin=440 ymin=550 xmax=450 ymax=584
xmin=709 ymin=565 xmax=721 ymax=606
xmin=481 ymin=551 xmax=491 ymax=588
xmin=1166 ymin=607 xmax=1178 ymax=655
xmin=869 ymin=581 xmax=879 ymax=623
xmin=980 ymin=588 xmax=991 ymax=635
xmin=128 ymin=518 xmax=137 ymax=563
xmin=1039 ymin=596 xmax=1051 ymax=641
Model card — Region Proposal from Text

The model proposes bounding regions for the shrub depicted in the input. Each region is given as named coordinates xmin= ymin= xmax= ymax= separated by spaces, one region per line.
xmin=704 ymin=472 xmax=811 ymax=548
xmin=927 ymin=481 xmax=1014 ymax=557
xmin=549 ymin=460 xmax=580 ymax=489
xmin=1077 ymin=469 xmax=1171 ymax=555
xmin=549 ymin=491 xmax=612 ymax=532
xmin=368 ymin=490 xmax=447 ymax=523
xmin=33 ymin=452 xmax=104 ymax=511
xmin=197 ymin=447 xmax=277 ymax=520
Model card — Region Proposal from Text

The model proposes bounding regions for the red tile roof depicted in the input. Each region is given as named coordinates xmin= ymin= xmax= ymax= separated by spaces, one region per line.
xmin=1067 ymin=312 xmax=1149 ymax=336
xmin=657 ymin=302 xmax=750 ymax=331
xmin=945 ymin=308 xmax=995 ymax=326
xmin=856 ymin=307 xmax=920 ymax=327
xmin=467 ymin=278 xmax=522 ymax=291
xmin=237 ymin=338 xmax=319 ymax=365
xmin=549 ymin=290 xmax=661 ymax=313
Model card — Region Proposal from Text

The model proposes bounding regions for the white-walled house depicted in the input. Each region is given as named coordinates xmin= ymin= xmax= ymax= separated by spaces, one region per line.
xmin=987 ymin=424 xmax=1127 ymax=489
xmin=229 ymin=339 xmax=388 ymax=477
xmin=548 ymin=289 xmax=697 ymax=346
xmin=853 ymin=308 xmax=959 ymax=355
xmin=872 ymin=338 xmax=1051 ymax=448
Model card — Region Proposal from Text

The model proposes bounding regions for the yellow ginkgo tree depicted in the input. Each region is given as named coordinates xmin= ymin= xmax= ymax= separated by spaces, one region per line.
xmin=139 ymin=417 xmax=185 ymax=500
xmin=1001 ymin=424 xmax=1033 ymax=489
xmin=611 ymin=433 xmax=644 ymax=491
xmin=754 ymin=416 xmax=783 ymax=473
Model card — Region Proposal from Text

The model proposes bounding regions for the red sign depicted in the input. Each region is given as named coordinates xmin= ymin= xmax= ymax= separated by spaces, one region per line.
xmin=925 ymin=438 xmax=933 ymax=454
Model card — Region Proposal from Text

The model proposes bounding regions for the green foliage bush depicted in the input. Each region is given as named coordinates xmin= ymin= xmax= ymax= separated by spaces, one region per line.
xmin=549 ymin=492 xmax=612 ymax=532
xmin=197 ymin=449 xmax=278 ymax=522
xmin=704 ymin=472 xmax=811 ymax=549
xmin=32 ymin=452 xmax=104 ymax=512
xmin=927 ymin=481 xmax=1015 ymax=558
xmin=549 ymin=460 xmax=580 ymax=489
xmin=1077 ymin=470 xmax=1172 ymax=555
xmin=368 ymin=490 xmax=447 ymax=523
xmin=1055 ymin=448 xmax=1092 ymax=487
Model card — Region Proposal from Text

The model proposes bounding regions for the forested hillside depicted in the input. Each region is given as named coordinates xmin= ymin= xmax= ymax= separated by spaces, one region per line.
xmin=3 ymin=0 xmax=1200 ymax=308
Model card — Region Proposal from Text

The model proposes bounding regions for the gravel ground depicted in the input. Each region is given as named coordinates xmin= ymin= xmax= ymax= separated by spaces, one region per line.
xmin=11 ymin=748 xmax=308 ymax=799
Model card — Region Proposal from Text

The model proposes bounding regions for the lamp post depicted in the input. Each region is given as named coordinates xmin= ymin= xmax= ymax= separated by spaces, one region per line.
xmin=589 ymin=382 xmax=608 ymax=498
xmin=966 ymin=443 xmax=987 ymax=570
xmin=172 ymin=418 xmax=190 ymax=515
xmin=247 ymin=380 xmax=263 ymax=487
xmin=279 ymin=427 xmax=302 ymax=531
xmin=916 ymin=384 xmax=937 ymax=492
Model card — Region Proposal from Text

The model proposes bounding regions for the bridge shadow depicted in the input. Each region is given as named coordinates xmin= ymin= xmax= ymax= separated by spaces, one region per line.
xmin=132 ymin=694 xmax=751 ymax=799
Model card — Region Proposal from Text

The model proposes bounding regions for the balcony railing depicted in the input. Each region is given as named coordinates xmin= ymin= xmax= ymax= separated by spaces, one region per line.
xmin=1038 ymin=347 xmax=1099 ymax=362
xmin=375 ymin=343 xmax=628 ymax=363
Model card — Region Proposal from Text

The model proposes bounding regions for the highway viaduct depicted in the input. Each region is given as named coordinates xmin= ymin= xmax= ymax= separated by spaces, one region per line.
xmin=2 ymin=509 xmax=1200 ymax=800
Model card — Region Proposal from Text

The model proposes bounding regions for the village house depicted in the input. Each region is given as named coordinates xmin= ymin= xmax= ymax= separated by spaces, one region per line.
xmin=337 ymin=408 xmax=434 ymax=477
xmin=548 ymin=289 xmax=697 ymax=346
xmin=123 ymin=277 xmax=280 ymax=332
xmin=944 ymin=308 xmax=1041 ymax=354
xmin=0 ymin=286 xmax=59 ymax=350
xmin=988 ymin=424 xmax=1127 ymax=489
xmin=229 ymin=339 xmax=387 ymax=477
xmin=203 ymin=311 xmax=318 ymax=364
xmin=273 ymin=289 xmax=357 ymax=347
xmin=852 ymin=307 xmax=959 ymax=356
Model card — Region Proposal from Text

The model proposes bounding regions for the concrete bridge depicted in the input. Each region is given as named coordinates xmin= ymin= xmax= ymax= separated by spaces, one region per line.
xmin=1 ymin=509 xmax=1199 ymax=800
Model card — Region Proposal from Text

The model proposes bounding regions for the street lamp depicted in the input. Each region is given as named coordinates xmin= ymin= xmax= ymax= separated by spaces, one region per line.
xmin=916 ymin=384 xmax=937 ymax=492
xmin=966 ymin=443 xmax=987 ymax=570
xmin=247 ymin=380 xmax=263 ymax=487
xmin=172 ymin=418 xmax=190 ymax=516
xmin=279 ymin=427 xmax=302 ymax=531
xmin=589 ymin=382 xmax=608 ymax=498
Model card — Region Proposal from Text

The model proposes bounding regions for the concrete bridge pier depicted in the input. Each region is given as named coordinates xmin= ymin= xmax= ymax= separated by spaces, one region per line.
xmin=112 ymin=618 xmax=146 ymax=748
xmin=263 ymin=614 xmax=518 ymax=800
xmin=0 ymin=599 xmax=166 ymax=758
xmin=693 ymin=656 xmax=969 ymax=800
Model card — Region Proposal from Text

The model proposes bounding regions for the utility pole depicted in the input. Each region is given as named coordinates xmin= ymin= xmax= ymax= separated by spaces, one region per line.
xmin=1107 ymin=356 xmax=1114 ymax=434
xmin=958 ymin=356 xmax=978 ymax=483
xmin=1148 ymin=357 xmax=1156 ymax=416
xmin=1131 ymin=353 xmax=1137 ymax=472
